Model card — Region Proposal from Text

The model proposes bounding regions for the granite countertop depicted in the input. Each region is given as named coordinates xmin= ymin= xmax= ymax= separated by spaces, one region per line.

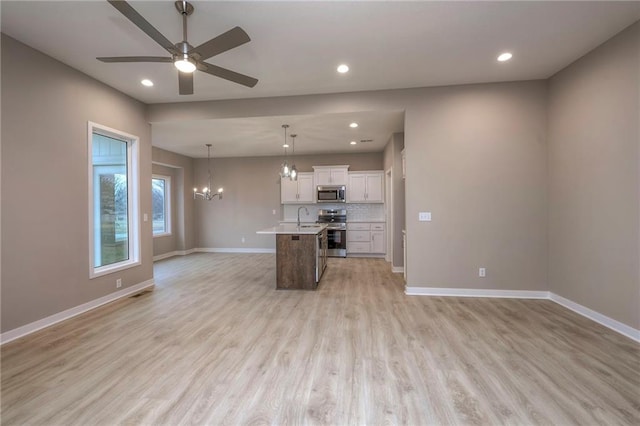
xmin=348 ymin=219 xmax=386 ymax=223
xmin=257 ymin=223 xmax=328 ymax=235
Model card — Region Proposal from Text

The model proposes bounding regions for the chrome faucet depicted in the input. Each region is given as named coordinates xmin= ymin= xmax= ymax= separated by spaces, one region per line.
xmin=297 ymin=206 xmax=309 ymax=228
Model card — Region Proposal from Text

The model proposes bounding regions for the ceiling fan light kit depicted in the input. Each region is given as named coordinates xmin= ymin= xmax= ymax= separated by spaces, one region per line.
xmin=174 ymin=56 xmax=196 ymax=73
xmin=97 ymin=0 xmax=258 ymax=95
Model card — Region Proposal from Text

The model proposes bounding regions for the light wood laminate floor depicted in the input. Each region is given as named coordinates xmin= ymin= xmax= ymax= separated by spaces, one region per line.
xmin=1 ymin=254 xmax=639 ymax=425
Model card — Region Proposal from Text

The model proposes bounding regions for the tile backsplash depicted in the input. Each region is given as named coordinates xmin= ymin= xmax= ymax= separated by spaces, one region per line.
xmin=283 ymin=203 xmax=385 ymax=222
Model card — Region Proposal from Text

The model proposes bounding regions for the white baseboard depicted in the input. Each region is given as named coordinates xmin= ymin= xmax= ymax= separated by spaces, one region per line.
xmin=347 ymin=253 xmax=385 ymax=259
xmin=196 ymin=247 xmax=276 ymax=254
xmin=1 ymin=279 xmax=155 ymax=345
xmin=391 ymin=266 xmax=404 ymax=274
xmin=405 ymin=287 xmax=549 ymax=299
xmin=153 ymin=249 xmax=196 ymax=261
xmin=549 ymin=293 xmax=640 ymax=342
xmin=405 ymin=287 xmax=639 ymax=342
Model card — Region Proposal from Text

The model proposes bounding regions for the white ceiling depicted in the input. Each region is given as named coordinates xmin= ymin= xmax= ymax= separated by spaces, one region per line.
xmin=152 ymin=110 xmax=405 ymax=158
xmin=2 ymin=1 xmax=638 ymax=158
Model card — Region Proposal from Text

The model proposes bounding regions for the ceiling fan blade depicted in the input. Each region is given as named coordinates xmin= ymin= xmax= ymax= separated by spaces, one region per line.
xmin=178 ymin=72 xmax=194 ymax=95
xmin=197 ymin=62 xmax=258 ymax=88
xmin=189 ymin=26 xmax=251 ymax=61
xmin=97 ymin=56 xmax=173 ymax=63
xmin=108 ymin=0 xmax=177 ymax=55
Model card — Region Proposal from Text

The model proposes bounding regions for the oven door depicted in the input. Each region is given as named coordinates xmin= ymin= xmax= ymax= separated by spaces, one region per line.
xmin=326 ymin=228 xmax=347 ymax=257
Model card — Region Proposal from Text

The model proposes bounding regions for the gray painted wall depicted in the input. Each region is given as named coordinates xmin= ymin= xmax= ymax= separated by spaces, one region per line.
xmin=548 ymin=22 xmax=640 ymax=328
xmin=194 ymin=152 xmax=383 ymax=249
xmin=152 ymin=164 xmax=178 ymax=257
xmin=1 ymin=35 xmax=153 ymax=332
xmin=151 ymin=147 xmax=196 ymax=253
xmin=149 ymin=80 xmax=549 ymax=295
xmin=383 ymin=133 xmax=406 ymax=268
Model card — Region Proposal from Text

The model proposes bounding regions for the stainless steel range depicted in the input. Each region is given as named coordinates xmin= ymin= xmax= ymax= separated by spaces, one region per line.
xmin=317 ymin=209 xmax=347 ymax=257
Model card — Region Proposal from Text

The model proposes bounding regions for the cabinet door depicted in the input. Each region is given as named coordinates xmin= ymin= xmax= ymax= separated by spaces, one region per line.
xmin=371 ymin=230 xmax=385 ymax=253
xmin=315 ymin=170 xmax=332 ymax=186
xmin=296 ymin=173 xmax=315 ymax=203
xmin=347 ymin=174 xmax=367 ymax=202
xmin=348 ymin=242 xmax=370 ymax=253
xmin=347 ymin=230 xmax=370 ymax=242
xmin=365 ymin=173 xmax=384 ymax=202
xmin=281 ymin=177 xmax=299 ymax=204
xmin=330 ymin=168 xmax=348 ymax=186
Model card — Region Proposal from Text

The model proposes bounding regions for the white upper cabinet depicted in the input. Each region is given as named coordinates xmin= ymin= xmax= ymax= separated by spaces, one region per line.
xmin=296 ymin=173 xmax=314 ymax=203
xmin=281 ymin=172 xmax=314 ymax=204
xmin=347 ymin=171 xmax=384 ymax=203
xmin=313 ymin=166 xmax=349 ymax=186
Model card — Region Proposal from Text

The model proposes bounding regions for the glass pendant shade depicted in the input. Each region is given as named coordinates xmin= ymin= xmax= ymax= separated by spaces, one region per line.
xmin=289 ymin=133 xmax=298 ymax=181
xmin=281 ymin=160 xmax=290 ymax=178
xmin=280 ymin=124 xmax=290 ymax=178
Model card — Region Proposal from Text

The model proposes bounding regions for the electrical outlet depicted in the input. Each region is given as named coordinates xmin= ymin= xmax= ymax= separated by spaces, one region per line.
xmin=419 ymin=212 xmax=432 ymax=221
xmin=116 ymin=278 xmax=122 ymax=288
xmin=479 ymin=268 xmax=486 ymax=278
xmin=241 ymin=237 xmax=245 ymax=243
xmin=272 ymin=209 xmax=277 ymax=215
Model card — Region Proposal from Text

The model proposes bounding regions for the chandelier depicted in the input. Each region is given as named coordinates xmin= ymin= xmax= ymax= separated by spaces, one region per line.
xmin=193 ymin=144 xmax=223 ymax=200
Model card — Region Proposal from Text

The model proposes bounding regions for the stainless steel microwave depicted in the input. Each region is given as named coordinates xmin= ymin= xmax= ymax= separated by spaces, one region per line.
xmin=317 ymin=185 xmax=346 ymax=203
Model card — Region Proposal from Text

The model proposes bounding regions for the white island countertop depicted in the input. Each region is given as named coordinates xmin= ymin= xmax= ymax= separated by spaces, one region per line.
xmin=256 ymin=223 xmax=328 ymax=235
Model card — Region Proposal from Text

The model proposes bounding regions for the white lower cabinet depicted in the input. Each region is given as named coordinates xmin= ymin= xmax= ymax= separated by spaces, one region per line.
xmin=347 ymin=222 xmax=385 ymax=254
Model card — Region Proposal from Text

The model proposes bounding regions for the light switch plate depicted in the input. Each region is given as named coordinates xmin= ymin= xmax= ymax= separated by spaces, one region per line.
xmin=143 ymin=213 xmax=148 ymax=222
xmin=419 ymin=212 xmax=432 ymax=221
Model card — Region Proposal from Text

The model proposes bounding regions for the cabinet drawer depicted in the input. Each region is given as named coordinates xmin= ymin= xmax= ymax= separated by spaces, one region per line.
xmin=347 ymin=223 xmax=371 ymax=231
xmin=347 ymin=242 xmax=370 ymax=253
xmin=347 ymin=230 xmax=370 ymax=242
xmin=371 ymin=223 xmax=385 ymax=231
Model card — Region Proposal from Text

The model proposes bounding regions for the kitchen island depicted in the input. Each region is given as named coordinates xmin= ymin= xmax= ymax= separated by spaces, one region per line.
xmin=257 ymin=224 xmax=328 ymax=290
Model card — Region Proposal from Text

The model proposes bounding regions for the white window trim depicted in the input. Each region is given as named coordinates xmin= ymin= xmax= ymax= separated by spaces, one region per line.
xmin=88 ymin=121 xmax=141 ymax=279
xmin=152 ymin=174 xmax=172 ymax=238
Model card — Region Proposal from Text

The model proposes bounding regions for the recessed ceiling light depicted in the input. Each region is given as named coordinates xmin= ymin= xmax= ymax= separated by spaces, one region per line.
xmin=349 ymin=122 xmax=358 ymax=128
xmin=141 ymin=79 xmax=154 ymax=87
xmin=283 ymin=144 xmax=289 ymax=148
xmin=350 ymin=141 xmax=357 ymax=145
xmin=497 ymin=52 xmax=513 ymax=62
xmin=337 ymin=64 xmax=349 ymax=73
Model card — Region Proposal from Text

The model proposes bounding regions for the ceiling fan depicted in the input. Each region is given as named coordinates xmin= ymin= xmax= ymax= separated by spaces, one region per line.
xmin=97 ymin=0 xmax=258 ymax=95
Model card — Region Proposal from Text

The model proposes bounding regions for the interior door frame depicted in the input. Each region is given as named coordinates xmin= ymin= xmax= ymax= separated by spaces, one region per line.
xmin=385 ymin=168 xmax=393 ymax=263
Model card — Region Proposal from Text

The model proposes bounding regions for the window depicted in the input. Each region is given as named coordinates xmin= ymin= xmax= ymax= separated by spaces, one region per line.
xmin=88 ymin=122 xmax=140 ymax=278
xmin=152 ymin=175 xmax=171 ymax=237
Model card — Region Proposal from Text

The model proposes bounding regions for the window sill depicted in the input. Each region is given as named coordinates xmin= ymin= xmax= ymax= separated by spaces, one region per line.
xmin=153 ymin=232 xmax=172 ymax=238
xmin=90 ymin=259 xmax=141 ymax=279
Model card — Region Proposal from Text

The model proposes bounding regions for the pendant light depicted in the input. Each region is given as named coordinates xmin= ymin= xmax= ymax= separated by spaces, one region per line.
xmin=289 ymin=133 xmax=298 ymax=181
xmin=280 ymin=124 xmax=290 ymax=178
xmin=193 ymin=144 xmax=223 ymax=200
